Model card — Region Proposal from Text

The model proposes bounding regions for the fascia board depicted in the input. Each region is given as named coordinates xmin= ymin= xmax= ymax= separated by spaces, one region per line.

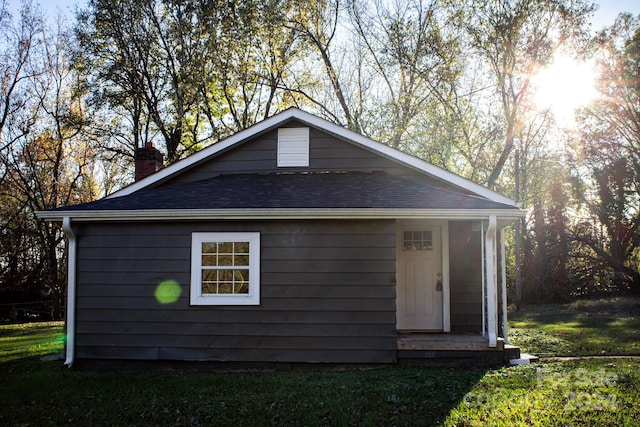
xmin=36 ymin=208 xmax=527 ymax=222
xmin=110 ymin=108 xmax=518 ymax=206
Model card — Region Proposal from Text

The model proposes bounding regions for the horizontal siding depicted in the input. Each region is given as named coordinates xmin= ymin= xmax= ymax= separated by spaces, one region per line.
xmin=77 ymin=284 xmax=394 ymax=299
xmin=74 ymin=219 xmax=397 ymax=363
xmin=76 ymin=322 xmax=394 ymax=337
xmin=77 ymin=347 xmax=389 ymax=364
xmin=449 ymin=221 xmax=482 ymax=333
xmin=76 ymin=296 xmax=394 ymax=312
xmin=76 ymin=308 xmax=391 ymax=324
xmin=168 ymin=125 xmax=427 ymax=184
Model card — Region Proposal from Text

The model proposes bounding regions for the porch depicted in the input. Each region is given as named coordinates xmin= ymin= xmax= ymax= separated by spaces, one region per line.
xmin=396 ymin=333 xmax=521 ymax=366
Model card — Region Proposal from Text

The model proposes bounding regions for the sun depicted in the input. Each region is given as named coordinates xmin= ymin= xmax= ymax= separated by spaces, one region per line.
xmin=531 ymin=53 xmax=599 ymax=125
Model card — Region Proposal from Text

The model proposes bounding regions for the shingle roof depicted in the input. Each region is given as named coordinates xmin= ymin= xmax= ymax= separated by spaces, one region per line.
xmin=55 ymin=171 xmax=518 ymax=212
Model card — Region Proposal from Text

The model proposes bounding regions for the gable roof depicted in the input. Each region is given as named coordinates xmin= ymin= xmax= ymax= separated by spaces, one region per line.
xmin=37 ymin=108 xmax=526 ymax=221
xmin=109 ymin=108 xmax=518 ymax=207
xmin=54 ymin=171 xmax=515 ymax=212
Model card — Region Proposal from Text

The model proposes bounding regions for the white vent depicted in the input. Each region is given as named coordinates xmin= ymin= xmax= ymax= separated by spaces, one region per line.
xmin=278 ymin=127 xmax=309 ymax=167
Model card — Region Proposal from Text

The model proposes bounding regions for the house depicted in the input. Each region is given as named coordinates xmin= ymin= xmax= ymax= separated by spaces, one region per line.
xmin=38 ymin=108 xmax=526 ymax=367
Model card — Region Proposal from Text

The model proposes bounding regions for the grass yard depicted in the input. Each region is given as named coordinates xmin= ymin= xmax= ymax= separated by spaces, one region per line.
xmin=1 ymin=297 xmax=639 ymax=426
xmin=0 ymin=321 xmax=65 ymax=363
xmin=509 ymin=296 xmax=640 ymax=357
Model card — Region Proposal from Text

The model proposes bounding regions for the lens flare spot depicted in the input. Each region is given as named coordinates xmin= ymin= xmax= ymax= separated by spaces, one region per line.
xmin=155 ymin=280 xmax=182 ymax=304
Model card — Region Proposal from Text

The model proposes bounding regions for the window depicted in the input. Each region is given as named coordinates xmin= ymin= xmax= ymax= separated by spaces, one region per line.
xmin=190 ymin=232 xmax=260 ymax=305
xmin=277 ymin=127 xmax=309 ymax=167
xmin=402 ymin=230 xmax=433 ymax=251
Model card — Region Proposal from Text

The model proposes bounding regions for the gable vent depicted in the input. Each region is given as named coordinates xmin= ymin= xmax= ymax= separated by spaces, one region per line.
xmin=278 ymin=127 xmax=309 ymax=167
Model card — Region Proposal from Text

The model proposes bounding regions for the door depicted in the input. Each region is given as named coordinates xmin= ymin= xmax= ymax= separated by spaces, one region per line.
xmin=396 ymin=224 xmax=443 ymax=330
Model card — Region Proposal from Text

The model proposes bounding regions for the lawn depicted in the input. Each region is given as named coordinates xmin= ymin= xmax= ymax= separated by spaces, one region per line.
xmin=509 ymin=296 xmax=640 ymax=357
xmin=1 ymin=297 xmax=639 ymax=426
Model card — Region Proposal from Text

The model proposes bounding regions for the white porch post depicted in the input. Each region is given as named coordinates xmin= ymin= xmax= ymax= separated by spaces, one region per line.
xmin=500 ymin=228 xmax=509 ymax=344
xmin=480 ymin=221 xmax=486 ymax=337
xmin=485 ymin=215 xmax=498 ymax=348
xmin=442 ymin=222 xmax=451 ymax=332
xmin=62 ymin=217 xmax=77 ymax=367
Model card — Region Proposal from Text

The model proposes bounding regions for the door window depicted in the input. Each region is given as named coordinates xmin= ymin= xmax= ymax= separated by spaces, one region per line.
xmin=402 ymin=230 xmax=433 ymax=251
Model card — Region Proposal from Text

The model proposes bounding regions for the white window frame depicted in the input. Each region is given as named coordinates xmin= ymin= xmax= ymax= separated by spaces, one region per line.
xmin=190 ymin=232 xmax=260 ymax=305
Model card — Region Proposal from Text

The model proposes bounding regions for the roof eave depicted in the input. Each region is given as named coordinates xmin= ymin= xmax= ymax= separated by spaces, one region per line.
xmin=37 ymin=207 xmax=527 ymax=222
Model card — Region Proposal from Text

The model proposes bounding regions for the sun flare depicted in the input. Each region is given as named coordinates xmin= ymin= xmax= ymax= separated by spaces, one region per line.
xmin=531 ymin=54 xmax=599 ymax=125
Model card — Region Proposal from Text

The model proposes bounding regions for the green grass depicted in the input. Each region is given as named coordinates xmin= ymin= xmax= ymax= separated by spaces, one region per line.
xmin=0 ymin=321 xmax=65 ymax=363
xmin=445 ymin=359 xmax=640 ymax=426
xmin=0 ymin=359 xmax=485 ymax=426
xmin=509 ymin=297 xmax=640 ymax=357
xmin=1 ymin=298 xmax=640 ymax=426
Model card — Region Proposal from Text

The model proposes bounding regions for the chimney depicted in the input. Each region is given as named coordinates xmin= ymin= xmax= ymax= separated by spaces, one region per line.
xmin=135 ymin=142 xmax=164 ymax=181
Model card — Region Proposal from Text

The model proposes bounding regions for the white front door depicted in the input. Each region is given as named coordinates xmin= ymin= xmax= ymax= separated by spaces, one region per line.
xmin=396 ymin=223 xmax=443 ymax=331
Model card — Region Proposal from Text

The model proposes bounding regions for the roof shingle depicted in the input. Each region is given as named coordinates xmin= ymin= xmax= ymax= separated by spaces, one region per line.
xmin=55 ymin=171 xmax=517 ymax=212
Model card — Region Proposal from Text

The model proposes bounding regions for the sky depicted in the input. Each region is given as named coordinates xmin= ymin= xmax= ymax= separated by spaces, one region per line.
xmin=4 ymin=0 xmax=638 ymax=29
xmin=591 ymin=0 xmax=640 ymax=31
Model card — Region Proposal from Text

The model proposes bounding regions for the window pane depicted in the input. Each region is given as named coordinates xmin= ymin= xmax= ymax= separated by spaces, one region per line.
xmin=202 ymin=242 xmax=218 ymax=254
xmin=202 ymin=255 xmax=217 ymax=266
xmin=218 ymin=242 xmax=233 ymax=253
xmin=202 ymin=282 xmax=218 ymax=294
xmin=403 ymin=230 xmax=433 ymax=251
xmin=235 ymin=281 xmax=249 ymax=294
xmin=219 ymin=269 xmax=234 ymax=281
xmin=235 ymin=242 xmax=250 ymax=254
xmin=218 ymin=255 xmax=233 ymax=266
xmin=202 ymin=270 xmax=217 ymax=282
xmin=218 ymin=282 xmax=233 ymax=294
xmin=235 ymin=255 xmax=250 ymax=266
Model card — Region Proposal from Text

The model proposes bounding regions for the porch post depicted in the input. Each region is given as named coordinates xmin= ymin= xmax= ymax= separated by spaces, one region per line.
xmin=442 ymin=222 xmax=451 ymax=332
xmin=485 ymin=216 xmax=498 ymax=348
xmin=500 ymin=228 xmax=509 ymax=344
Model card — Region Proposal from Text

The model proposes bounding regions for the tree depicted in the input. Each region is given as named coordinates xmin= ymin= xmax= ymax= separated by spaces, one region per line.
xmin=0 ymin=2 xmax=99 ymax=318
xmin=347 ymin=0 xmax=460 ymax=152
xmin=572 ymin=13 xmax=640 ymax=293
xmin=453 ymin=0 xmax=594 ymax=189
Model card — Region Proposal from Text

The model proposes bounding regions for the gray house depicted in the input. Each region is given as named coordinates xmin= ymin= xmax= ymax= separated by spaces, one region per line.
xmin=39 ymin=108 xmax=526 ymax=367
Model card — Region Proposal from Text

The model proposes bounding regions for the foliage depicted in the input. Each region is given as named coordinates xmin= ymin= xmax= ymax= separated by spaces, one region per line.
xmin=75 ymin=0 xmax=310 ymax=165
xmin=571 ymin=13 xmax=640 ymax=294
xmin=0 ymin=2 xmax=103 ymax=317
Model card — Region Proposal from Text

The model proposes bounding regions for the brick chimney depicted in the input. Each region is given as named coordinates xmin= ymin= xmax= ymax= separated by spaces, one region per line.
xmin=135 ymin=142 xmax=164 ymax=181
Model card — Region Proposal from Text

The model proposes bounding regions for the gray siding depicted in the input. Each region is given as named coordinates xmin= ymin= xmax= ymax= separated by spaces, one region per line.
xmin=448 ymin=221 xmax=482 ymax=332
xmin=168 ymin=123 xmax=438 ymax=185
xmin=74 ymin=220 xmax=397 ymax=363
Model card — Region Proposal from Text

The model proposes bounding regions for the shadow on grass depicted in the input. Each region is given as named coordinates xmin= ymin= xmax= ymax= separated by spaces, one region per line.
xmin=0 ymin=357 xmax=490 ymax=426
xmin=0 ymin=322 xmax=494 ymax=425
